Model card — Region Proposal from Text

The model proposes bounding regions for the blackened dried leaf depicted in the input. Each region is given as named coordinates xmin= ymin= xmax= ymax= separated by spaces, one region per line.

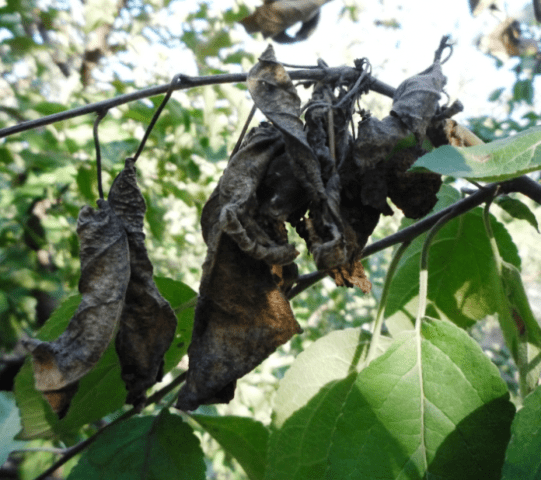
xmin=391 ymin=48 xmax=447 ymax=138
xmin=351 ymin=116 xmax=410 ymax=173
xmin=248 ymin=45 xmax=347 ymax=270
xmin=23 ymin=200 xmax=130 ymax=415
xmin=247 ymin=45 xmax=326 ymax=201
xmin=386 ymin=146 xmax=442 ymax=219
xmin=219 ymin=123 xmax=298 ymax=266
xmin=176 ymin=232 xmax=301 ymax=411
xmin=108 ymin=158 xmax=177 ymax=407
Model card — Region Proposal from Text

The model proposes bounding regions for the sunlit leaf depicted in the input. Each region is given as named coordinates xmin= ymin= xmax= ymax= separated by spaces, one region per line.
xmin=267 ymin=328 xmax=391 ymax=479
xmin=495 ymin=196 xmax=539 ymax=232
xmin=0 ymin=392 xmax=26 ymax=464
xmin=412 ymin=126 xmax=541 ymax=181
xmin=385 ymin=186 xmax=521 ymax=328
xmin=327 ymin=319 xmax=514 ymax=479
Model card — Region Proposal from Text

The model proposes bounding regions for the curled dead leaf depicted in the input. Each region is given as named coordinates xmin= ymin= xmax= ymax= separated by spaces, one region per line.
xmin=248 ymin=45 xmax=348 ymax=271
xmin=108 ymin=158 xmax=177 ymax=408
xmin=218 ymin=122 xmax=299 ymax=265
xmin=23 ymin=200 xmax=130 ymax=416
xmin=176 ymin=231 xmax=301 ymax=411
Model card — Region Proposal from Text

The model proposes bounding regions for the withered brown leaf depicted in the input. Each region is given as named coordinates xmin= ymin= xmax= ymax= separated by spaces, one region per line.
xmin=108 ymin=158 xmax=177 ymax=407
xmin=391 ymin=45 xmax=447 ymax=138
xmin=240 ymin=0 xmax=331 ymax=40
xmin=217 ymin=123 xmax=299 ymax=266
xmin=248 ymin=45 xmax=347 ymax=271
xmin=176 ymin=232 xmax=301 ymax=411
xmin=340 ymin=39 xmax=451 ymax=224
xmin=23 ymin=200 xmax=130 ymax=416
xmin=176 ymin=121 xmax=303 ymax=410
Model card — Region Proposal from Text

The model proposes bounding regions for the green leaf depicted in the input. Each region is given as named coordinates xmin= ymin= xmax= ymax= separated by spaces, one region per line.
xmin=192 ymin=415 xmax=268 ymax=480
xmin=412 ymin=126 xmax=541 ymax=181
xmin=33 ymin=101 xmax=67 ymax=115
xmin=154 ymin=276 xmax=196 ymax=373
xmin=326 ymin=319 xmax=514 ymax=480
xmin=501 ymin=385 xmax=541 ymax=479
xmin=273 ymin=328 xmax=391 ymax=429
xmin=144 ymin=192 xmax=167 ymax=241
xmin=67 ymin=409 xmax=205 ymax=480
xmin=495 ymin=196 xmax=539 ymax=232
xmin=266 ymin=328 xmax=391 ymax=480
xmin=385 ymin=190 xmax=520 ymax=329
xmin=0 ymin=392 xmax=26 ymax=464
xmin=488 ymin=87 xmax=504 ymax=102
xmin=513 ymin=80 xmax=534 ymax=105
xmin=54 ymin=344 xmax=126 ymax=437
xmin=503 ymin=261 xmax=541 ymax=395
xmin=76 ymin=165 xmax=96 ymax=202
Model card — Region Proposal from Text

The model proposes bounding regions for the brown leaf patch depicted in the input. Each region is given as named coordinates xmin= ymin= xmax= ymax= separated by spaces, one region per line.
xmin=240 ymin=0 xmax=331 ymax=39
xmin=329 ymin=261 xmax=371 ymax=292
xmin=176 ymin=233 xmax=301 ymax=411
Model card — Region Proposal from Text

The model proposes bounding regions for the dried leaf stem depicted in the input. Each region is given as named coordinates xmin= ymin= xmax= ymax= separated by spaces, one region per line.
xmin=0 ymin=68 xmax=396 ymax=139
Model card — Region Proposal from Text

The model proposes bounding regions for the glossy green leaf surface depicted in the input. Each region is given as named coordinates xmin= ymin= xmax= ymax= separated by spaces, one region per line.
xmin=267 ymin=321 xmax=514 ymax=480
xmin=266 ymin=328 xmax=391 ymax=480
xmin=192 ymin=414 xmax=268 ymax=480
xmin=412 ymin=126 xmax=541 ymax=181
xmin=385 ymin=188 xmax=520 ymax=329
xmin=501 ymin=385 xmax=541 ymax=479
xmin=496 ymin=196 xmax=539 ymax=232
xmin=326 ymin=319 xmax=514 ymax=480
xmin=154 ymin=276 xmax=196 ymax=374
xmin=68 ymin=409 xmax=205 ymax=480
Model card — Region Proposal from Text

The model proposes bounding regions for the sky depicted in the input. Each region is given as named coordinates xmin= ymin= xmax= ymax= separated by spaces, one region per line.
xmin=159 ymin=0 xmax=539 ymax=124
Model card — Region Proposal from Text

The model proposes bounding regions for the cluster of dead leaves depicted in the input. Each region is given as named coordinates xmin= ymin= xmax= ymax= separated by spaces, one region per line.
xmin=176 ymin=40 xmax=460 ymax=410
xmin=23 ymin=159 xmax=177 ymax=416
xmin=24 ymin=39 xmax=461 ymax=415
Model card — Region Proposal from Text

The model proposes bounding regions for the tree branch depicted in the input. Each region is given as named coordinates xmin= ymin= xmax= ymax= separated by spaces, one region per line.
xmin=500 ymin=175 xmax=541 ymax=204
xmin=289 ymin=176 xmax=541 ymax=299
xmin=0 ymin=69 xmax=395 ymax=139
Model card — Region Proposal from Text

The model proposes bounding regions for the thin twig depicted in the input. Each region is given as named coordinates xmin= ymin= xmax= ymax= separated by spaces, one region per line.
xmin=93 ymin=110 xmax=107 ymax=200
xmin=132 ymin=73 xmax=184 ymax=163
xmin=288 ymin=183 xmax=497 ymax=298
xmin=230 ymin=103 xmax=257 ymax=159
xmin=0 ymin=69 xmax=396 ymax=139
